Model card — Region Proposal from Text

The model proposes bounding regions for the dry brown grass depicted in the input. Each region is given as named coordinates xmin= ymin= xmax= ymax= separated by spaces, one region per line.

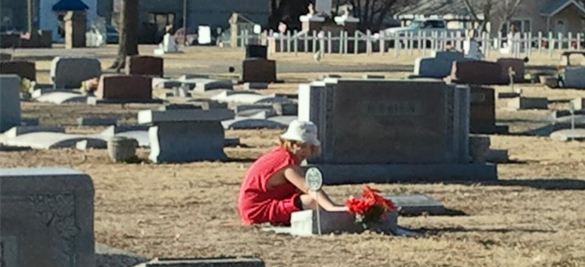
xmin=1 ymin=46 xmax=585 ymax=266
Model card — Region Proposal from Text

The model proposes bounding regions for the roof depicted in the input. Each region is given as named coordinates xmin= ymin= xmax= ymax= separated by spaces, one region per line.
xmin=52 ymin=0 xmax=89 ymax=11
xmin=395 ymin=0 xmax=484 ymax=19
xmin=540 ymin=0 xmax=585 ymax=16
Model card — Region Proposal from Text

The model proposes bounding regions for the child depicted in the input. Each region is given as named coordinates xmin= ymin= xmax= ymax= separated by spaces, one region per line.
xmin=238 ymin=120 xmax=347 ymax=225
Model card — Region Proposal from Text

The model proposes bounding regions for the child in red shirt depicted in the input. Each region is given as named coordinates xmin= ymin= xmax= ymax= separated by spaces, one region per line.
xmin=238 ymin=120 xmax=347 ymax=225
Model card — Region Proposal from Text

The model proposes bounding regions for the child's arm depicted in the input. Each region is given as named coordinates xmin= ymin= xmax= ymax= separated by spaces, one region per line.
xmin=283 ymin=166 xmax=347 ymax=212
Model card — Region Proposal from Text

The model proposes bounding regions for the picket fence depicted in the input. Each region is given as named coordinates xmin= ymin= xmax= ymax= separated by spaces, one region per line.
xmin=234 ymin=30 xmax=585 ymax=57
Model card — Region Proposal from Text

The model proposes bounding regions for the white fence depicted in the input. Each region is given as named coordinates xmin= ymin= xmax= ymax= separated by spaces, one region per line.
xmin=234 ymin=30 xmax=585 ymax=57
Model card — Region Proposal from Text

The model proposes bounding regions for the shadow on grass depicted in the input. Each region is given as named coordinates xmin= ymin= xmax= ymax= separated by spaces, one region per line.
xmin=421 ymin=226 xmax=555 ymax=235
xmin=484 ymin=178 xmax=585 ymax=190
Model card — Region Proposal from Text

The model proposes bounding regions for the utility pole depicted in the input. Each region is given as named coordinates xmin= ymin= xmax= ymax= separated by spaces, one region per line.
xmin=27 ymin=0 xmax=35 ymax=33
xmin=182 ymin=0 xmax=188 ymax=45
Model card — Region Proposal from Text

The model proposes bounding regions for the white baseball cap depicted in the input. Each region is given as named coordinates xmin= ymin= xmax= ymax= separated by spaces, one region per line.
xmin=280 ymin=120 xmax=321 ymax=146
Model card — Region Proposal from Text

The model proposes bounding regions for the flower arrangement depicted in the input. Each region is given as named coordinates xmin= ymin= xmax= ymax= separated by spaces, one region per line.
xmin=346 ymin=186 xmax=397 ymax=228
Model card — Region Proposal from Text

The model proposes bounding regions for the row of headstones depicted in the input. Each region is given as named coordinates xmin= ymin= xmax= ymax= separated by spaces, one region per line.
xmin=0 ymin=168 xmax=266 ymax=267
xmin=413 ymin=51 xmax=525 ymax=85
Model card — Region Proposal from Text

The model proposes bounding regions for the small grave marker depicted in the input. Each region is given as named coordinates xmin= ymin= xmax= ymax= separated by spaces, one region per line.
xmin=305 ymin=167 xmax=323 ymax=235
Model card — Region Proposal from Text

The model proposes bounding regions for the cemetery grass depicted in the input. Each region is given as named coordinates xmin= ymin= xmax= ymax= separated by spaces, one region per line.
xmin=2 ymin=46 xmax=585 ymax=266
xmin=2 ymin=128 xmax=584 ymax=266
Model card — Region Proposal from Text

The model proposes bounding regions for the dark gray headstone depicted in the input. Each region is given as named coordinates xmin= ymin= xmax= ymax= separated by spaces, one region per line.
xmin=0 ymin=74 xmax=21 ymax=132
xmin=0 ymin=168 xmax=95 ymax=267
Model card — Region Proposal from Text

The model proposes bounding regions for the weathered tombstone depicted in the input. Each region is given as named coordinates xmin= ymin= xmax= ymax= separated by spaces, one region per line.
xmin=0 ymin=75 xmax=21 ymax=132
xmin=138 ymin=109 xmax=234 ymax=163
xmin=451 ymin=61 xmax=504 ymax=85
xmin=508 ymin=97 xmax=548 ymax=110
xmin=413 ymin=57 xmax=454 ymax=78
xmin=385 ymin=194 xmax=446 ymax=216
xmin=191 ymin=78 xmax=234 ymax=92
xmin=64 ymin=11 xmax=87 ymax=49
xmin=95 ymin=75 xmax=152 ymax=100
xmin=51 ymin=57 xmax=101 ymax=88
xmin=125 ymin=55 xmax=164 ymax=77
xmin=0 ymin=168 xmax=95 ymax=267
xmin=469 ymin=86 xmax=496 ymax=134
xmin=242 ymin=58 xmax=277 ymax=83
xmin=298 ymin=79 xmax=497 ymax=183
xmin=496 ymin=58 xmax=525 ymax=83
xmin=77 ymin=117 xmax=118 ymax=126
xmin=243 ymin=82 xmax=269 ymax=90
xmin=563 ymin=67 xmax=585 ymax=89
xmin=0 ymin=60 xmax=36 ymax=81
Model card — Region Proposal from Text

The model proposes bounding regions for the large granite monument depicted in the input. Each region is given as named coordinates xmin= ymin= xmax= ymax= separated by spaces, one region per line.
xmin=298 ymin=79 xmax=497 ymax=183
xmin=0 ymin=168 xmax=95 ymax=267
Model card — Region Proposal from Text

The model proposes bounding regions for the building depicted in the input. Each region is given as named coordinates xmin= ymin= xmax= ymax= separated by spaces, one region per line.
xmin=1 ymin=0 xmax=270 ymax=43
xmin=396 ymin=0 xmax=585 ymax=35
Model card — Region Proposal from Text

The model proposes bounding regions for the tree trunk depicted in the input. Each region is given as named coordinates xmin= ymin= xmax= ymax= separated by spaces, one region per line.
xmin=110 ymin=0 xmax=139 ymax=72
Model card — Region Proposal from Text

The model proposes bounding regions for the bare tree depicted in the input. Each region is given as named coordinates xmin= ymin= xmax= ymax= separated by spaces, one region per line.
xmin=343 ymin=0 xmax=412 ymax=31
xmin=110 ymin=0 xmax=139 ymax=72
xmin=463 ymin=0 xmax=524 ymax=33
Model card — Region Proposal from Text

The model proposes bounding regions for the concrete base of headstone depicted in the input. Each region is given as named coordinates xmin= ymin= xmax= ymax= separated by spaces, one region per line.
xmin=36 ymin=91 xmax=88 ymax=104
xmin=133 ymin=257 xmax=265 ymax=267
xmin=386 ymin=194 xmax=446 ymax=216
xmin=87 ymin=97 xmax=163 ymax=105
xmin=550 ymin=129 xmax=585 ymax=141
xmin=508 ymin=97 xmax=548 ymax=110
xmin=2 ymin=132 xmax=107 ymax=149
xmin=148 ymin=122 xmax=227 ymax=163
xmin=304 ymin=163 xmax=498 ymax=184
xmin=4 ymin=126 xmax=64 ymax=138
xmin=0 ymin=168 xmax=95 ymax=267
xmin=290 ymin=210 xmax=398 ymax=236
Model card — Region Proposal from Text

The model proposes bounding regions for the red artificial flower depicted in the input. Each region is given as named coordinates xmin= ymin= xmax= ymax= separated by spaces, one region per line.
xmin=346 ymin=185 xmax=397 ymax=226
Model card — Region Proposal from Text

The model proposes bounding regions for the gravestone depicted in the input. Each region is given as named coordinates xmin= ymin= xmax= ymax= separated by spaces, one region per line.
xmin=273 ymin=102 xmax=298 ymax=116
xmin=77 ymin=117 xmax=118 ymax=126
xmin=290 ymin=210 xmax=398 ymax=236
xmin=0 ymin=168 xmax=95 ymax=267
xmin=242 ymin=58 xmax=277 ymax=83
xmin=96 ymin=75 xmax=152 ymax=100
xmin=496 ymin=58 xmax=525 ymax=83
xmin=432 ymin=51 xmax=465 ymax=61
xmin=64 ymin=11 xmax=86 ymax=48
xmin=451 ymin=61 xmax=504 ymax=85
xmin=191 ymin=78 xmax=234 ymax=92
xmin=138 ymin=109 xmax=234 ymax=163
xmin=0 ymin=53 xmax=11 ymax=61
xmin=0 ymin=75 xmax=21 ymax=132
xmin=243 ymin=82 xmax=269 ymax=90
xmin=125 ymin=55 xmax=164 ymax=77
xmin=413 ymin=57 xmax=454 ymax=78
xmin=508 ymin=97 xmax=548 ymax=110
xmin=51 ymin=57 xmax=101 ymax=88
xmin=0 ymin=60 xmax=36 ymax=81
xmin=469 ymin=86 xmax=496 ymax=134
xmin=572 ymin=98 xmax=584 ymax=110
xmin=385 ymin=194 xmax=446 ymax=216
xmin=298 ymin=79 xmax=497 ymax=183
xmin=245 ymin=44 xmax=267 ymax=59
xmin=563 ymin=67 xmax=585 ymax=89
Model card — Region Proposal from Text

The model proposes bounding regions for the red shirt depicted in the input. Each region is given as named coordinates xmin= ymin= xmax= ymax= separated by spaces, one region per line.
xmin=238 ymin=147 xmax=302 ymax=225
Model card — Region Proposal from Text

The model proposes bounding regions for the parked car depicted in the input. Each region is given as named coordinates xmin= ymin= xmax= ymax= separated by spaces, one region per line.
xmin=106 ymin=25 xmax=119 ymax=44
xmin=382 ymin=18 xmax=466 ymax=49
